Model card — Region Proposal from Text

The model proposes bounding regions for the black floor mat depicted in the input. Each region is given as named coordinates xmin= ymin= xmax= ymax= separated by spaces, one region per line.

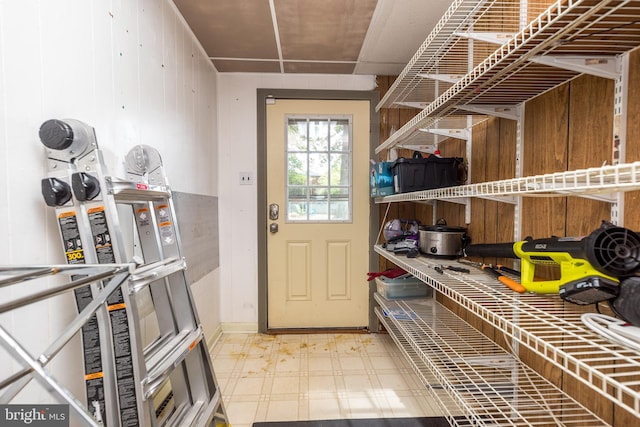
xmin=252 ymin=417 xmax=450 ymax=427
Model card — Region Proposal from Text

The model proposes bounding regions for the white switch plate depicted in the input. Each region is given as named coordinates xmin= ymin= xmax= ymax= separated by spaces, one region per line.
xmin=239 ymin=172 xmax=253 ymax=185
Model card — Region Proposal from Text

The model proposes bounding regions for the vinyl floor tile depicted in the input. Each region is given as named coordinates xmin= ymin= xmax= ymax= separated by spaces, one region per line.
xmin=212 ymin=332 xmax=444 ymax=425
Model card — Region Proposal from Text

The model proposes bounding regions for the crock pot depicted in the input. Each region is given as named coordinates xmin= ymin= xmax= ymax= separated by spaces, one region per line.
xmin=418 ymin=222 xmax=469 ymax=257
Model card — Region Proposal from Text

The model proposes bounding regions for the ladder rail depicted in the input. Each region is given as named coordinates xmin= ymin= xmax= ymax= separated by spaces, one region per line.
xmin=0 ymin=268 xmax=129 ymax=400
xmin=0 ymin=324 xmax=102 ymax=427
xmin=0 ymin=267 xmax=128 ymax=313
xmin=124 ymin=145 xmax=228 ymax=426
xmin=0 ymin=263 xmax=131 ymax=287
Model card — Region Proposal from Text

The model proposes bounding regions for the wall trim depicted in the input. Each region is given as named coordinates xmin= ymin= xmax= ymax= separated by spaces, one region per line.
xmin=221 ymin=322 xmax=259 ymax=333
xmin=207 ymin=323 xmax=260 ymax=353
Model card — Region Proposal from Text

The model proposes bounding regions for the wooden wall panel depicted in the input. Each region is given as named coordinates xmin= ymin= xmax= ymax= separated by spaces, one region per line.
xmin=496 ymin=118 xmax=516 ymax=267
xmin=568 ymin=75 xmax=614 ymax=168
xmin=377 ymin=76 xmax=392 ymax=143
xmin=566 ymin=74 xmax=613 ymax=236
xmin=466 ymin=120 xmax=488 ymax=246
xmin=625 ymin=48 xmax=640 ymax=231
xmin=438 ymin=137 xmax=466 ymax=228
xmin=616 ymin=47 xmax=640 ymax=427
xmin=522 ymin=84 xmax=569 ymax=241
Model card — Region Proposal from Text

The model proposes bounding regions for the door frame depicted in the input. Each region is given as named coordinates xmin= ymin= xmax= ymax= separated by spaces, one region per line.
xmin=256 ymin=89 xmax=380 ymax=333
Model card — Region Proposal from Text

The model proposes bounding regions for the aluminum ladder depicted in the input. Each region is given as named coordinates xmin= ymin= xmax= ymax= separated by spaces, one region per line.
xmin=0 ymin=118 xmax=228 ymax=427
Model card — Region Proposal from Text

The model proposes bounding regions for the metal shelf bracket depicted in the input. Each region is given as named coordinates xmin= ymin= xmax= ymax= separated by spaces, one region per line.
xmin=529 ymin=55 xmax=622 ymax=80
xmin=456 ymin=104 xmax=522 ymax=121
xmin=454 ymin=31 xmax=514 ymax=44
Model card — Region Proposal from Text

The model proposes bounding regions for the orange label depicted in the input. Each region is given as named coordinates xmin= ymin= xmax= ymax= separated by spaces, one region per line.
xmin=188 ymin=340 xmax=198 ymax=351
xmin=85 ymin=371 xmax=104 ymax=381
xmin=58 ymin=211 xmax=76 ymax=218
xmin=107 ymin=303 xmax=126 ymax=311
xmin=87 ymin=206 xmax=105 ymax=214
xmin=136 ymin=207 xmax=150 ymax=214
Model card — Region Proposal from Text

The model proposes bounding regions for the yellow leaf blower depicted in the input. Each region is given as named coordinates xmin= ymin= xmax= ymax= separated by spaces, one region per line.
xmin=464 ymin=222 xmax=640 ymax=299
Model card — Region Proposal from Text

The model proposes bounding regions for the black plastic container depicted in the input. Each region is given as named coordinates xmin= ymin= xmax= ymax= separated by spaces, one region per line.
xmin=391 ymin=153 xmax=464 ymax=193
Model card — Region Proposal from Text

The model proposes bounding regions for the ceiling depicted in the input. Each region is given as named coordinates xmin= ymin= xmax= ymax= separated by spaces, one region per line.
xmin=173 ymin=0 xmax=455 ymax=75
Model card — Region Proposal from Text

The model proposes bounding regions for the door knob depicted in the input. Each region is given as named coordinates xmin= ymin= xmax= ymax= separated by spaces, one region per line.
xmin=270 ymin=223 xmax=279 ymax=233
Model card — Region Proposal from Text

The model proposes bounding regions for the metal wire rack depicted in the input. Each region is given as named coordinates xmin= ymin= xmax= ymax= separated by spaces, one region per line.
xmin=375 ymin=295 xmax=610 ymax=425
xmin=374 ymin=246 xmax=640 ymax=421
xmin=376 ymin=0 xmax=640 ymax=154
xmin=376 ymin=0 xmax=553 ymax=111
xmin=374 ymin=160 xmax=640 ymax=204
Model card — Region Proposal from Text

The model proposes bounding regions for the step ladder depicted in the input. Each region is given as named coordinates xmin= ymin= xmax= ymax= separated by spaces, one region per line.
xmin=0 ymin=118 xmax=228 ymax=427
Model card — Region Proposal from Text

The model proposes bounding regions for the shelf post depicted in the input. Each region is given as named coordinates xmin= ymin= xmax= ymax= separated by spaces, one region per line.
xmin=514 ymin=103 xmax=524 ymax=243
xmin=612 ymin=52 xmax=629 ymax=226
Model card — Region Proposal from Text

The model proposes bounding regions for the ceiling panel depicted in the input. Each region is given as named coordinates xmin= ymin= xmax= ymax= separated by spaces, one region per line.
xmin=212 ymin=59 xmax=281 ymax=73
xmin=275 ymin=0 xmax=377 ymax=61
xmin=173 ymin=0 xmax=279 ymax=59
xmin=283 ymin=62 xmax=356 ymax=74
xmin=173 ymin=0 xmax=457 ymax=75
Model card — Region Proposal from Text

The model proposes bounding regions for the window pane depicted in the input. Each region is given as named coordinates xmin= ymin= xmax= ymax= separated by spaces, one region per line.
xmin=330 ymin=201 xmax=349 ymax=221
xmin=308 ymin=119 xmax=329 ymax=151
xmin=309 ymin=153 xmax=328 ymax=186
xmin=330 ymin=153 xmax=350 ymax=186
xmin=330 ymin=119 xmax=350 ymax=152
xmin=285 ymin=115 xmax=352 ymax=223
xmin=287 ymin=119 xmax=308 ymax=151
xmin=309 ymin=201 xmax=329 ymax=221
xmin=288 ymin=202 xmax=307 ymax=221
xmin=330 ymin=187 xmax=349 ymax=198
xmin=288 ymin=153 xmax=308 ymax=186
xmin=310 ymin=187 xmax=328 ymax=197
xmin=288 ymin=186 xmax=307 ymax=198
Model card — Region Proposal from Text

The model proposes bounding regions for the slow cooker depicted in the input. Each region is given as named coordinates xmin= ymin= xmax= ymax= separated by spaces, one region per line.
xmin=419 ymin=221 xmax=469 ymax=257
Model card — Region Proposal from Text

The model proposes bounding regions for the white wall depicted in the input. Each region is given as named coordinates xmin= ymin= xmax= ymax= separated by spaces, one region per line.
xmin=216 ymin=73 xmax=377 ymax=326
xmin=0 ymin=0 xmax=219 ymax=407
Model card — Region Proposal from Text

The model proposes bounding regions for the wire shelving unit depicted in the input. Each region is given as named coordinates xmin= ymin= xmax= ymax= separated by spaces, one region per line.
xmin=374 ymin=160 xmax=640 ymax=204
xmin=373 ymin=0 xmax=640 ymax=424
xmin=375 ymin=292 xmax=612 ymax=426
xmin=377 ymin=0 xmax=640 ymax=154
xmin=374 ymin=247 xmax=640 ymax=422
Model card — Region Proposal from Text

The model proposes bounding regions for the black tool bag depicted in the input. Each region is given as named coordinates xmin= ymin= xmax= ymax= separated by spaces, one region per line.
xmin=391 ymin=152 xmax=465 ymax=193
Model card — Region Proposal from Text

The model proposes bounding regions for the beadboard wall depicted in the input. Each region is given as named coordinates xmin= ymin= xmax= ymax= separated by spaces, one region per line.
xmin=0 ymin=0 xmax=218 ymax=405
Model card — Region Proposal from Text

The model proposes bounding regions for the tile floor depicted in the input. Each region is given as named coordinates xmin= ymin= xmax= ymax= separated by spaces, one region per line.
xmin=210 ymin=332 xmax=444 ymax=427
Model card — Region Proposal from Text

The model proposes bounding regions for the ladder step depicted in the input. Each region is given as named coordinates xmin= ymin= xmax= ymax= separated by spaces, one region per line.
xmin=128 ymin=258 xmax=186 ymax=292
xmin=167 ymin=390 xmax=224 ymax=427
xmin=143 ymin=327 xmax=204 ymax=398
xmin=164 ymin=401 xmax=202 ymax=427
xmin=107 ymin=177 xmax=171 ymax=201
xmin=192 ymin=389 xmax=226 ymax=427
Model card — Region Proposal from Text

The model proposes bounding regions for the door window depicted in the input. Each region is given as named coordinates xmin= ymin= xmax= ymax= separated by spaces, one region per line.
xmin=286 ymin=116 xmax=352 ymax=222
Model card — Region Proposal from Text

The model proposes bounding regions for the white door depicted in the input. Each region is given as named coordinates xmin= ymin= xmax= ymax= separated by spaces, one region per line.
xmin=266 ymin=99 xmax=371 ymax=329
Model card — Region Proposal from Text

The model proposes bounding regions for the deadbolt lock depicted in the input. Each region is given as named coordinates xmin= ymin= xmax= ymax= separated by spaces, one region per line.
xmin=269 ymin=203 xmax=279 ymax=220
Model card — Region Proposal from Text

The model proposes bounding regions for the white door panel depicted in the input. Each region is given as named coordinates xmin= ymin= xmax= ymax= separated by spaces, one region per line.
xmin=266 ymin=99 xmax=370 ymax=329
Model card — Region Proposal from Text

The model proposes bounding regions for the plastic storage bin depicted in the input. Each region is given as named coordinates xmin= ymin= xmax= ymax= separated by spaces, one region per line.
xmin=375 ymin=275 xmax=432 ymax=300
xmin=391 ymin=154 xmax=464 ymax=193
